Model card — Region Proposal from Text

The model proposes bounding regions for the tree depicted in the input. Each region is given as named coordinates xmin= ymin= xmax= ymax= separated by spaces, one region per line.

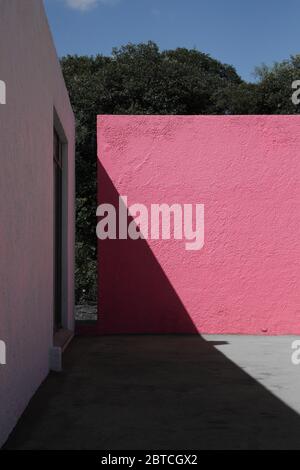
xmin=253 ymin=55 xmax=300 ymax=114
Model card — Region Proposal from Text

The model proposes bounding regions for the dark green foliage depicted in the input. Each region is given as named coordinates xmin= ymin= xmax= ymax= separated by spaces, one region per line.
xmin=253 ymin=56 xmax=300 ymax=114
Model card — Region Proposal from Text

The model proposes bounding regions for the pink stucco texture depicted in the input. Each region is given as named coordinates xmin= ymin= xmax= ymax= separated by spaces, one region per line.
xmin=96 ymin=115 xmax=300 ymax=335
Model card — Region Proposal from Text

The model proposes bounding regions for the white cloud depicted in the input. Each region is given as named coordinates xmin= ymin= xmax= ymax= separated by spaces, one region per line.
xmin=64 ymin=0 xmax=118 ymax=11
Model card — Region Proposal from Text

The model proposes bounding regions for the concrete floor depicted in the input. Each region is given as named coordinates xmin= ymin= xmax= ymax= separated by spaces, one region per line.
xmin=4 ymin=335 xmax=300 ymax=450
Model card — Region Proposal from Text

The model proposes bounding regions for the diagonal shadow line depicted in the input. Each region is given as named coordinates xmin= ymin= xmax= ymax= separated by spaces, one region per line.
xmin=96 ymin=162 xmax=199 ymax=334
xmin=3 ymin=332 xmax=300 ymax=450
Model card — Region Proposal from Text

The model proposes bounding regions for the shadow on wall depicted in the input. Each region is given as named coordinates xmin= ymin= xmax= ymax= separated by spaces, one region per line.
xmin=79 ymin=162 xmax=199 ymax=335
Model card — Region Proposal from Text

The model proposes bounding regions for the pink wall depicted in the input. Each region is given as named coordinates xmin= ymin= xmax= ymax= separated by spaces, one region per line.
xmin=96 ymin=115 xmax=300 ymax=335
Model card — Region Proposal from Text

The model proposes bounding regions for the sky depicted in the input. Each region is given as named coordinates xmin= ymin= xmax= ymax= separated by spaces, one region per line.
xmin=44 ymin=0 xmax=300 ymax=82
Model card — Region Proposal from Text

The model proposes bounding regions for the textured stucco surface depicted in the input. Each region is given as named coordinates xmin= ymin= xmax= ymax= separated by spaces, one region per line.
xmin=97 ymin=115 xmax=300 ymax=335
xmin=0 ymin=1 xmax=75 ymax=446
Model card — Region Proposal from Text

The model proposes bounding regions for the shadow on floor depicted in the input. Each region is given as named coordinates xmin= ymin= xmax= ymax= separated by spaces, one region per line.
xmin=4 ymin=335 xmax=300 ymax=450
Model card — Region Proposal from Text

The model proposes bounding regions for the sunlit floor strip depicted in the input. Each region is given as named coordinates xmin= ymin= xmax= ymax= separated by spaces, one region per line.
xmin=204 ymin=334 xmax=300 ymax=415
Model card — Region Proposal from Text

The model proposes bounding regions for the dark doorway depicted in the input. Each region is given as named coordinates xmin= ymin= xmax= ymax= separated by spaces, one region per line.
xmin=53 ymin=129 xmax=63 ymax=332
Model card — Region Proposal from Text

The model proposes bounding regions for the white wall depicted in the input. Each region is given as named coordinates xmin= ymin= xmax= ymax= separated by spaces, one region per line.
xmin=0 ymin=0 xmax=75 ymax=445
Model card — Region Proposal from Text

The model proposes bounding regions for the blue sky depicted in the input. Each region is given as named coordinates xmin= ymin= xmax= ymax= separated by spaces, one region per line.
xmin=44 ymin=0 xmax=300 ymax=82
